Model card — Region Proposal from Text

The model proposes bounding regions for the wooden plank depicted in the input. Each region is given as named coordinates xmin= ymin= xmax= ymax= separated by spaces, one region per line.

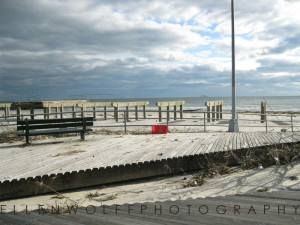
xmin=205 ymin=134 xmax=220 ymax=154
xmin=205 ymin=100 xmax=223 ymax=107
xmin=210 ymin=134 xmax=225 ymax=153
xmin=191 ymin=134 xmax=213 ymax=154
xmin=225 ymin=132 xmax=234 ymax=151
xmin=191 ymin=135 xmax=213 ymax=155
xmin=0 ymin=103 xmax=12 ymax=108
xmin=241 ymin=133 xmax=250 ymax=149
xmin=216 ymin=133 xmax=228 ymax=153
xmin=261 ymin=133 xmax=275 ymax=145
xmin=247 ymin=133 xmax=258 ymax=148
xmin=156 ymin=101 xmax=185 ymax=107
xmin=112 ymin=101 xmax=149 ymax=107
xmin=253 ymin=133 xmax=265 ymax=147
xmin=223 ymin=132 xmax=233 ymax=151
xmin=232 ymin=132 xmax=238 ymax=150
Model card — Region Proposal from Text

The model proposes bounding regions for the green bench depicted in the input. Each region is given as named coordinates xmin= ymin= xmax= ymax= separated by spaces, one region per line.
xmin=17 ymin=117 xmax=94 ymax=144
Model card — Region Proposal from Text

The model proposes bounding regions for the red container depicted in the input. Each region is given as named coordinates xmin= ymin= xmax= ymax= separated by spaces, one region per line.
xmin=152 ymin=125 xmax=168 ymax=134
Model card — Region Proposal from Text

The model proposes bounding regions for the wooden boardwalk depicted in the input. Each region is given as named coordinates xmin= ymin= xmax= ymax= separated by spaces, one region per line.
xmin=0 ymin=132 xmax=299 ymax=182
xmin=0 ymin=191 xmax=299 ymax=224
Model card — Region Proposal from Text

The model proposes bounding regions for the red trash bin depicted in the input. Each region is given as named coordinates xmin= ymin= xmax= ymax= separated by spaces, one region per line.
xmin=151 ymin=125 xmax=168 ymax=134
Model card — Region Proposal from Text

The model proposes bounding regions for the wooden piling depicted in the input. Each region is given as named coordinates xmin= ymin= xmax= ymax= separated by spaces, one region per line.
xmin=216 ymin=105 xmax=220 ymax=120
xmin=207 ymin=106 xmax=211 ymax=123
xmin=4 ymin=106 xmax=10 ymax=119
xmin=60 ymin=105 xmax=64 ymax=119
xmin=81 ymin=106 xmax=85 ymax=118
xmin=43 ymin=108 xmax=47 ymax=119
xmin=104 ymin=106 xmax=107 ymax=120
xmin=17 ymin=107 xmax=21 ymax=120
xmin=55 ymin=107 xmax=58 ymax=119
xmin=93 ymin=106 xmax=97 ymax=119
xmin=30 ymin=108 xmax=34 ymax=120
xmin=205 ymin=101 xmax=223 ymax=123
xmin=135 ymin=106 xmax=138 ymax=120
xmin=180 ymin=105 xmax=183 ymax=119
xmin=72 ymin=105 xmax=76 ymax=118
xmin=156 ymin=101 xmax=185 ymax=122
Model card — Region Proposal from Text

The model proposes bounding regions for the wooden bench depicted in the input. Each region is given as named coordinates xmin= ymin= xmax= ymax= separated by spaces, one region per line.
xmin=17 ymin=117 xmax=94 ymax=144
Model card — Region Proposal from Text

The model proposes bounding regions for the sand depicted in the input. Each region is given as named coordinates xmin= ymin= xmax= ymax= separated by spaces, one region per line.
xmin=0 ymin=161 xmax=299 ymax=212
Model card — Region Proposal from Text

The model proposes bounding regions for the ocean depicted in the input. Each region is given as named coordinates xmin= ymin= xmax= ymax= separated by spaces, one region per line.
xmin=90 ymin=96 xmax=300 ymax=112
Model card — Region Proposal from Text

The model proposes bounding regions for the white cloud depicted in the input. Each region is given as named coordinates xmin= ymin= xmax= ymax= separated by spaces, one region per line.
xmin=1 ymin=0 xmax=300 ymax=99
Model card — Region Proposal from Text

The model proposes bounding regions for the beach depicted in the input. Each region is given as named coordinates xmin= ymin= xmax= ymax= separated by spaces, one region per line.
xmin=0 ymin=98 xmax=299 ymax=220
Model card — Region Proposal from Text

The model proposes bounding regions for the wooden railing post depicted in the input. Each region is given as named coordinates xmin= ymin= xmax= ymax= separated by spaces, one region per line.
xmin=174 ymin=105 xmax=177 ymax=120
xmin=126 ymin=106 xmax=129 ymax=122
xmin=25 ymin=118 xmax=30 ymax=145
xmin=167 ymin=106 xmax=170 ymax=122
xmin=114 ymin=107 xmax=119 ymax=122
xmin=143 ymin=105 xmax=146 ymax=119
xmin=159 ymin=106 xmax=162 ymax=122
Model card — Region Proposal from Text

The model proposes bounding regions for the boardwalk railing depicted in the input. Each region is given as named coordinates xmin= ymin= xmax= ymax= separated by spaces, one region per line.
xmin=0 ymin=108 xmax=299 ymax=133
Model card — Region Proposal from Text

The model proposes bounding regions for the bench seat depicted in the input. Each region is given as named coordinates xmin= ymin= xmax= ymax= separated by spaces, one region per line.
xmin=17 ymin=127 xmax=92 ymax=136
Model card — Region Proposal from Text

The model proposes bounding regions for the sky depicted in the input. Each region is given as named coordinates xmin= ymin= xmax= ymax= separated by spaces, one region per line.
xmin=1 ymin=0 xmax=300 ymax=100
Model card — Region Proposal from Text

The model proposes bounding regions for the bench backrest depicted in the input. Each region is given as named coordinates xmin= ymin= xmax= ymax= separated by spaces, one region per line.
xmin=17 ymin=117 xmax=94 ymax=130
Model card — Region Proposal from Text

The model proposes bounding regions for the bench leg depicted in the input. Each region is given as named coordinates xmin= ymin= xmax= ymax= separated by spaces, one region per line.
xmin=81 ymin=132 xmax=85 ymax=140
xmin=26 ymin=135 xmax=29 ymax=145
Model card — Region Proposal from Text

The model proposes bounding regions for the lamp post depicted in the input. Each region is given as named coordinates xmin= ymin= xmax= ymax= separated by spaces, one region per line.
xmin=228 ymin=0 xmax=239 ymax=132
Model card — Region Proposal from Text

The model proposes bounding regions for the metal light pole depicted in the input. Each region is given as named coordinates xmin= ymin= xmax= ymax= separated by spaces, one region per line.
xmin=228 ymin=0 xmax=239 ymax=132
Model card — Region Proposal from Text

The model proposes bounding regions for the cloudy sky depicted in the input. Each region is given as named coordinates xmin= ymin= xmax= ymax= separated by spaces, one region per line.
xmin=1 ymin=0 xmax=300 ymax=100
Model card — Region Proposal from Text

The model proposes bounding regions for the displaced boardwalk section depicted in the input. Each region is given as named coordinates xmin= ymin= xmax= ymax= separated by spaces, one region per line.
xmin=156 ymin=101 xmax=185 ymax=122
xmin=0 ymin=132 xmax=299 ymax=200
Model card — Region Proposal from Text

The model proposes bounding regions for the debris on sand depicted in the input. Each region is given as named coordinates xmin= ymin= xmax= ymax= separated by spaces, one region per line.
xmin=54 ymin=150 xmax=86 ymax=157
xmin=184 ymin=143 xmax=300 ymax=188
xmin=289 ymin=175 xmax=298 ymax=181
xmin=257 ymin=187 xmax=269 ymax=192
xmin=86 ymin=192 xmax=117 ymax=202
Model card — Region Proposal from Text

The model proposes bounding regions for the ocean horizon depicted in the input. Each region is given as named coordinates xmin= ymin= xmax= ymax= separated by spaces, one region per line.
xmin=2 ymin=96 xmax=299 ymax=112
xmin=88 ymin=96 xmax=300 ymax=112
